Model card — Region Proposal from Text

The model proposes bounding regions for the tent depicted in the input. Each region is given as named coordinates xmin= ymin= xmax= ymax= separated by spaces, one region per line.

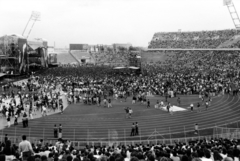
xmin=113 ymin=67 xmax=126 ymax=69
xmin=128 ymin=66 xmax=139 ymax=69
xmin=136 ymin=55 xmax=141 ymax=58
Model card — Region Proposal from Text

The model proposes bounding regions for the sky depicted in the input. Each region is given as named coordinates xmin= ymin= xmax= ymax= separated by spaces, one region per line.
xmin=0 ymin=0 xmax=240 ymax=48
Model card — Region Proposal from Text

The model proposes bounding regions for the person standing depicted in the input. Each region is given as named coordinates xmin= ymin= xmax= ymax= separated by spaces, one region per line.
xmin=130 ymin=123 xmax=135 ymax=136
xmin=147 ymin=99 xmax=150 ymax=108
xmin=22 ymin=112 xmax=28 ymax=128
xmin=19 ymin=135 xmax=34 ymax=161
xmin=14 ymin=114 xmax=18 ymax=125
xmin=42 ymin=105 xmax=47 ymax=117
xmin=194 ymin=123 xmax=199 ymax=135
xmin=54 ymin=124 xmax=58 ymax=138
xmin=160 ymin=100 xmax=164 ymax=109
xmin=132 ymin=95 xmax=136 ymax=104
xmin=60 ymin=103 xmax=64 ymax=114
xmin=107 ymin=99 xmax=112 ymax=108
xmin=167 ymin=103 xmax=170 ymax=113
xmin=197 ymin=102 xmax=200 ymax=112
xmin=4 ymin=134 xmax=8 ymax=144
xmin=7 ymin=116 xmax=11 ymax=128
xmin=190 ymin=103 xmax=194 ymax=112
xmin=129 ymin=108 xmax=133 ymax=118
xmin=58 ymin=124 xmax=62 ymax=139
xmin=103 ymin=98 xmax=107 ymax=108
xmin=135 ymin=122 xmax=139 ymax=136
xmin=29 ymin=110 xmax=33 ymax=120
xmin=98 ymin=96 xmax=101 ymax=106
xmin=177 ymin=97 xmax=181 ymax=105
xmin=205 ymin=101 xmax=209 ymax=110
xmin=125 ymin=107 xmax=129 ymax=119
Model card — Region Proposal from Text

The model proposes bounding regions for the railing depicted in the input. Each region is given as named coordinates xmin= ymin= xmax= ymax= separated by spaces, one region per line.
xmin=1 ymin=121 xmax=240 ymax=148
xmin=1 ymin=131 xmax=240 ymax=148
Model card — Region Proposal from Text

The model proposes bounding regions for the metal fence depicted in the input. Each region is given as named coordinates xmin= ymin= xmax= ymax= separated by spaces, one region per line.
xmin=1 ymin=121 xmax=240 ymax=149
xmin=1 ymin=130 xmax=240 ymax=149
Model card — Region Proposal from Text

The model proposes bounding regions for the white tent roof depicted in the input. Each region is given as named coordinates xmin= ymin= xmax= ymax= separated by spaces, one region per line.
xmin=8 ymin=33 xmax=26 ymax=39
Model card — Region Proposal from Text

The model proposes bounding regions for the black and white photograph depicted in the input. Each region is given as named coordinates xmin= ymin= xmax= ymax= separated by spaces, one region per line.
xmin=1 ymin=0 xmax=240 ymax=161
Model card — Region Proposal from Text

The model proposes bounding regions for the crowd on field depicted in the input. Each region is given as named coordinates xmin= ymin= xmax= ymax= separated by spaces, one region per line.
xmin=0 ymin=75 xmax=65 ymax=128
xmin=1 ymin=38 xmax=240 ymax=160
xmin=3 ymin=48 xmax=240 ymax=125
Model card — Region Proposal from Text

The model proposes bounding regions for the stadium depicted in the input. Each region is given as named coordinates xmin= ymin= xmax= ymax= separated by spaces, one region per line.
xmin=1 ymin=0 xmax=240 ymax=161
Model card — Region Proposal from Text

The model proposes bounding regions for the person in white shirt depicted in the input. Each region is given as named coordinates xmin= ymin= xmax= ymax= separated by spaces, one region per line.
xmin=190 ymin=103 xmax=194 ymax=112
xmin=160 ymin=101 xmax=164 ymax=109
xmin=129 ymin=108 xmax=133 ymax=118
xmin=171 ymin=151 xmax=180 ymax=161
xmin=42 ymin=105 xmax=47 ymax=117
xmin=19 ymin=135 xmax=34 ymax=161
xmin=200 ymin=149 xmax=213 ymax=161
xmin=194 ymin=123 xmax=199 ymax=134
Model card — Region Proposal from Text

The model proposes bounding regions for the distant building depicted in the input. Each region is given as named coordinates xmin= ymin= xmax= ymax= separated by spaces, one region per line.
xmin=113 ymin=43 xmax=132 ymax=51
xmin=69 ymin=44 xmax=88 ymax=51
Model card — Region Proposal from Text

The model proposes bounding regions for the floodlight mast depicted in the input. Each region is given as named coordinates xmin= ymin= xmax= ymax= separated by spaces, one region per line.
xmin=22 ymin=11 xmax=41 ymax=38
xmin=224 ymin=0 xmax=240 ymax=29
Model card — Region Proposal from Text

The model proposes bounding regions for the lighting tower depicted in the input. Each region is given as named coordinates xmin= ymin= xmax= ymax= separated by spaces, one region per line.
xmin=224 ymin=0 xmax=240 ymax=29
xmin=22 ymin=11 xmax=41 ymax=38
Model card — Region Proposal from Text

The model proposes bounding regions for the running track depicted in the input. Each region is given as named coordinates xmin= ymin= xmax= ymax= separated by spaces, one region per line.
xmin=1 ymin=94 xmax=240 ymax=143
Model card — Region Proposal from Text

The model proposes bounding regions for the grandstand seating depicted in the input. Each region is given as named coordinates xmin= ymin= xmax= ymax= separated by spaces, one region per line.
xmin=57 ymin=52 xmax=78 ymax=64
xmin=90 ymin=49 xmax=129 ymax=66
xmin=148 ymin=29 xmax=240 ymax=49
xmin=70 ymin=50 xmax=94 ymax=65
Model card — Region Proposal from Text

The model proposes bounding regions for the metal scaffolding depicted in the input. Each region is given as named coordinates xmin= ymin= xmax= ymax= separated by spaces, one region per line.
xmin=22 ymin=11 xmax=41 ymax=38
xmin=225 ymin=0 xmax=240 ymax=29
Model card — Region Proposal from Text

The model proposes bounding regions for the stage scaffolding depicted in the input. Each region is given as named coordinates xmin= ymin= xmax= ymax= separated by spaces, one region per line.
xmin=0 ymin=55 xmax=20 ymax=75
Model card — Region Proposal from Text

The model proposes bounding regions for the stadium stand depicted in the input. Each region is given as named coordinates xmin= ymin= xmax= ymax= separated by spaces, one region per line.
xmin=70 ymin=50 xmax=94 ymax=65
xmin=90 ymin=47 xmax=130 ymax=66
xmin=57 ymin=52 xmax=78 ymax=64
xmin=148 ymin=29 xmax=240 ymax=49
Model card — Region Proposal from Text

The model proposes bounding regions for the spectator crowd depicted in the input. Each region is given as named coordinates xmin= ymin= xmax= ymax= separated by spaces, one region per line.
xmin=148 ymin=29 xmax=240 ymax=49
xmin=1 ymin=34 xmax=240 ymax=160
xmin=0 ymin=135 xmax=240 ymax=161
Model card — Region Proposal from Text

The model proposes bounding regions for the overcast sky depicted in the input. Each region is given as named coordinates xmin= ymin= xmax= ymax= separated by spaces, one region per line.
xmin=1 ymin=0 xmax=240 ymax=48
